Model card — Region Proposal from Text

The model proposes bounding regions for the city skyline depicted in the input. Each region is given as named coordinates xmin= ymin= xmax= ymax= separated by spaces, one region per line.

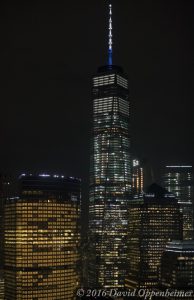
xmin=0 ymin=2 xmax=194 ymax=299
xmin=0 ymin=0 xmax=193 ymax=182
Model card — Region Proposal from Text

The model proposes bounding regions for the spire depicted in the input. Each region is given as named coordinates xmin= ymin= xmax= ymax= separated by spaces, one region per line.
xmin=108 ymin=3 xmax=113 ymax=65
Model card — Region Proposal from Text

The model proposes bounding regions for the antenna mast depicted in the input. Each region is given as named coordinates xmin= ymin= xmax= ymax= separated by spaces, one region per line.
xmin=108 ymin=4 xmax=113 ymax=65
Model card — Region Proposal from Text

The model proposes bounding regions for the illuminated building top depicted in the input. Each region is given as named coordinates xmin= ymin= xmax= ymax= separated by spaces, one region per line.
xmin=19 ymin=173 xmax=81 ymax=182
xmin=166 ymin=165 xmax=192 ymax=168
xmin=108 ymin=4 xmax=113 ymax=65
xmin=88 ymin=2 xmax=132 ymax=289
xmin=4 ymin=175 xmax=81 ymax=299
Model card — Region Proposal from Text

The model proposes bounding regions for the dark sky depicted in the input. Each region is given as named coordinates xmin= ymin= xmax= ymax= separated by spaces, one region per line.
xmin=0 ymin=0 xmax=194 ymax=183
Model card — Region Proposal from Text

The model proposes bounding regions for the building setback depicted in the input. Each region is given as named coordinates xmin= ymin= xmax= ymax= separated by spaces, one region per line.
xmin=4 ymin=175 xmax=81 ymax=300
xmin=88 ymin=4 xmax=132 ymax=288
xmin=126 ymin=184 xmax=183 ymax=289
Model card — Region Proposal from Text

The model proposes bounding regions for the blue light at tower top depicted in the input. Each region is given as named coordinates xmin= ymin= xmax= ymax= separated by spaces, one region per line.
xmin=108 ymin=3 xmax=113 ymax=65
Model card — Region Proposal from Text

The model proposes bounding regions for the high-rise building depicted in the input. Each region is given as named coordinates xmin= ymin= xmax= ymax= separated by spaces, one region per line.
xmin=0 ymin=271 xmax=4 ymax=300
xmin=159 ymin=240 xmax=194 ymax=290
xmin=132 ymin=159 xmax=144 ymax=196
xmin=4 ymin=174 xmax=81 ymax=300
xmin=0 ymin=174 xmax=15 ymax=300
xmin=162 ymin=165 xmax=194 ymax=240
xmin=126 ymin=184 xmax=183 ymax=289
xmin=88 ymin=4 xmax=131 ymax=288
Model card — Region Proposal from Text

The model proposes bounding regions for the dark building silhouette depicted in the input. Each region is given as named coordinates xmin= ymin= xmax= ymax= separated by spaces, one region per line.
xmin=126 ymin=184 xmax=183 ymax=289
xmin=159 ymin=240 xmax=194 ymax=299
xmin=4 ymin=174 xmax=81 ymax=300
xmin=162 ymin=165 xmax=194 ymax=240
xmin=88 ymin=4 xmax=132 ymax=288
xmin=159 ymin=240 xmax=194 ymax=288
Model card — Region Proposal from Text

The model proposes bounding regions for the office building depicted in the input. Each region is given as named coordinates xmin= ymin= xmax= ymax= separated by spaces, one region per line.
xmin=0 ymin=271 xmax=4 ymax=300
xmin=163 ymin=165 xmax=194 ymax=240
xmin=126 ymin=184 xmax=183 ymax=289
xmin=0 ymin=174 xmax=15 ymax=300
xmin=159 ymin=240 xmax=194 ymax=289
xmin=132 ymin=159 xmax=144 ymax=196
xmin=88 ymin=4 xmax=132 ymax=288
xmin=4 ymin=174 xmax=81 ymax=300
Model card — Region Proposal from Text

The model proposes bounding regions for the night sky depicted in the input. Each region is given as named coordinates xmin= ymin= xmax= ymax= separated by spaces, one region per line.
xmin=0 ymin=0 xmax=194 ymax=184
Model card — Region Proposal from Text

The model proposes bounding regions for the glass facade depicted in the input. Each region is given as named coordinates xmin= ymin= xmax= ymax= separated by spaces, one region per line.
xmin=163 ymin=166 xmax=194 ymax=240
xmin=4 ymin=175 xmax=81 ymax=300
xmin=88 ymin=65 xmax=131 ymax=288
xmin=126 ymin=184 xmax=183 ymax=289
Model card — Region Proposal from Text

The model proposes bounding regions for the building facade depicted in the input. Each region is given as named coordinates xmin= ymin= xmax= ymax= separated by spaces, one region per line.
xmin=88 ymin=63 xmax=131 ymax=288
xmin=159 ymin=240 xmax=194 ymax=289
xmin=162 ymin=165 xmax=194 ymax=240
xmin=88 ymin=4 xmax=131 ymax=289
xmin=4 ymin=175 xmax=81 ymax=300
xmin=132 ymin=159 xmax=144 ymax=196
xmin=126 ymin=184 xmax=183 ymax=289
xmin=0 ymin=175 xmax=15 ymax=300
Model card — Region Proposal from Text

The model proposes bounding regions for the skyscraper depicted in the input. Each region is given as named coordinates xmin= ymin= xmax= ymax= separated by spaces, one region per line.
xmin=162 ymin=165 xmax=194 ymax=240
xmin=126 ymin=184 xmax=183 ymax=289
xmin=88 ymin=4 xmax=131 ymax=288
xmin=0 ymin=174 xmax=15 ymax=300
xmin=4 ymin=174 xmax=81 ymax=300
xmin=132 ymin=159 xmax=144 ymax=196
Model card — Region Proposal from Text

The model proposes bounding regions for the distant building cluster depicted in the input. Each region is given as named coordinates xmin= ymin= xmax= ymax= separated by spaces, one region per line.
xmin=0 ymin=3 xmax=194 ymax=300
xmin=163 ymin=166 xmax=194 ymax=240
